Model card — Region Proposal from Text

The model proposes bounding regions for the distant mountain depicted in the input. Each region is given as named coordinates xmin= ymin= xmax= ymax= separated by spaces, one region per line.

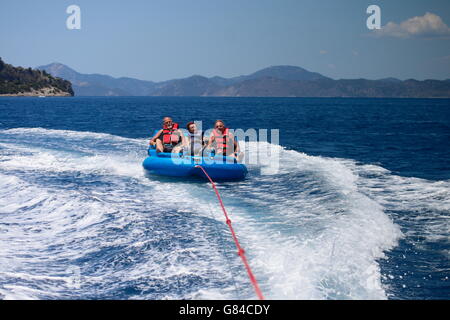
xmin=148 ymin=75 xmax=222 ymax=96
xmin=0 ymin=58 xmax=73 ymax=96
xmin=377 ymin=77 xmax=402 ymax=83
xmin=38 ymin=63 xmax=155 ymax=96
xmin=231 ymin=65 xmax=330 ymax=82
xmin=213 ymin=78 xmax=450 ymax=98
xmin=37 ymin=62 xmax=450 ymax=98
xmin=208 ymin=66 xmax=330 ymax=87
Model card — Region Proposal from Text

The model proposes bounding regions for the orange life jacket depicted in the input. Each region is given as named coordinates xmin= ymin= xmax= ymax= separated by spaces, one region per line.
xmin=212 ymin=128 xmax=233 ymax=154
xmin=161 ymin=122 xmax=180 ymax=146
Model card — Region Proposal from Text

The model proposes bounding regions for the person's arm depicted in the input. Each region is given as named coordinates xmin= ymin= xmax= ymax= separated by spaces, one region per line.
xmin=228 ymin=132 xmax=240 ymax=154
xmin=149 ymin=129 xmax=163 ymax=145
xmin=183 ymin=134 xmax=190 ymax=148
xmin=233 ymin=135 xmax=240 ymax=154
xmin=206 ymin=135 xmax=215 ymax=149
xmin=177 ymin=129 xmax=187 ymax=147
xmin=202 ymin=133 xmax=208 ymax=146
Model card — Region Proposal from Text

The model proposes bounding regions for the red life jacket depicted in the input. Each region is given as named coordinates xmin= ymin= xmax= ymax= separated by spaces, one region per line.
xmin=161 ymin=122 xmax=180 ymax=146
xmin=212 ymin=128 xmax=233 ymax=154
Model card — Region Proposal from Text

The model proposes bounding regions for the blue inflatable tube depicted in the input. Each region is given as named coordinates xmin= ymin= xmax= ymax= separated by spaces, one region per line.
xmin=142 ymin=147 xmax=247 ymax=181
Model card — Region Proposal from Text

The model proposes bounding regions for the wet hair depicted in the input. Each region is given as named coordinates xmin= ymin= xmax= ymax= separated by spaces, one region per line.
xmin=215 ymin=120 xmax=225 ymax=126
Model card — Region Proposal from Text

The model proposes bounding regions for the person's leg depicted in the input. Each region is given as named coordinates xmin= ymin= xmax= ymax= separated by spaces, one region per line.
xmin=224 ymin=148 xmax=237 ymax=159
xmin=193 ymin=145 xmax=203 ymax=156
xmin=172 ymin=145 xmax=182 ymax=153
xmin=228 ymin=152 xmax=238 ymax=160
xmin=155 ymin=139 xmax=164 ymax=153
xmin=172 ymin=141 xmax=186 ymax=153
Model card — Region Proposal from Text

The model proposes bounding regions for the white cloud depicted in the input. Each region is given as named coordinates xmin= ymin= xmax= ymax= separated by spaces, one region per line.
xmin=375 ymin=12 xmax=450 ymax=39
xmin=319 ymin=50 xmax=327 ymax=55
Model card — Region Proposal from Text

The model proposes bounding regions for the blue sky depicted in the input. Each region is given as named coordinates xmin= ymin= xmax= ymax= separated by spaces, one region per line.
xmin=1 ymin=0 xmax=449 ymax=81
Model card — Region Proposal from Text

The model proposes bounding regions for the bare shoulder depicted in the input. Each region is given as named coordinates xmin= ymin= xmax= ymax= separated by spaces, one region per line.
xmin=152 ymin=129 xmax=163 ymax=138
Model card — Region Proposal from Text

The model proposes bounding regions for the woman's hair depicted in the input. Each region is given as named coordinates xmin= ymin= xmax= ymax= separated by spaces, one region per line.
xmin=186 ymin=121 xmax=195 ymax=130
xmin=215 ymin=120 xmax=225 ymax=126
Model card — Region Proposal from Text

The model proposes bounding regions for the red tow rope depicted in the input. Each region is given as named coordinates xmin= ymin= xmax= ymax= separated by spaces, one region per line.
xmin=195 ymin=165 xmax=264 ymax=300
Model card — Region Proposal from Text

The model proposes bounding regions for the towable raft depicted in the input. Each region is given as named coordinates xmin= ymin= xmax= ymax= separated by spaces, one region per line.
xmin=143 ymin=147 xmax=247 ymax=181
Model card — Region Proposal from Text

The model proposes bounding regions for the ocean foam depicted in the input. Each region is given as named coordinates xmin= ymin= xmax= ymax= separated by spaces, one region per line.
xmin=3 ymin=128 xmax=446 ymax=300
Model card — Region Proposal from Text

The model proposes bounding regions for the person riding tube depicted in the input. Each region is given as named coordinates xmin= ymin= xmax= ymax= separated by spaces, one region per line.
xmin=185 ymin=121 xmax=206 ymax=156
xmin=149 ymin=117 xmax=185 ymax=153
xmin=207 ymin=120 xmax=241 ymax=160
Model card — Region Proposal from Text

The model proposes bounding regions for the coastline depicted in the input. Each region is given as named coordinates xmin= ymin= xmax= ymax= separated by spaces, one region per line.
xmin=0 ymin=87 xmax=73 ymax=97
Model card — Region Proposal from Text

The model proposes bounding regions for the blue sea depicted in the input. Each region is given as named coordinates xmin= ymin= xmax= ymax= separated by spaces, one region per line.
xmin=0 ymin=96 xmax=448 ymax=300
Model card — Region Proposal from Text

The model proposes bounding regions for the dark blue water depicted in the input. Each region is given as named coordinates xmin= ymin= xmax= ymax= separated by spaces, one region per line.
xmin=0 ymin=97 xmax=448 ymax=300
xmin=1 ymin=97 xmax=449 ymax=180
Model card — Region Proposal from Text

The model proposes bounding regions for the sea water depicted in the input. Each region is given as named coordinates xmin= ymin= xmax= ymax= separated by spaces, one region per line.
xmin=0 ymin=97 xmax=448 ymax=299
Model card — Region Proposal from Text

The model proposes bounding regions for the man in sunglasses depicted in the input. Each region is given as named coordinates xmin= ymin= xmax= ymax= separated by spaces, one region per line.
xmin=207 ymin=119 xmax=241 ymax=160
xmin=149 ymin=117 xmax=185 ymax=153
